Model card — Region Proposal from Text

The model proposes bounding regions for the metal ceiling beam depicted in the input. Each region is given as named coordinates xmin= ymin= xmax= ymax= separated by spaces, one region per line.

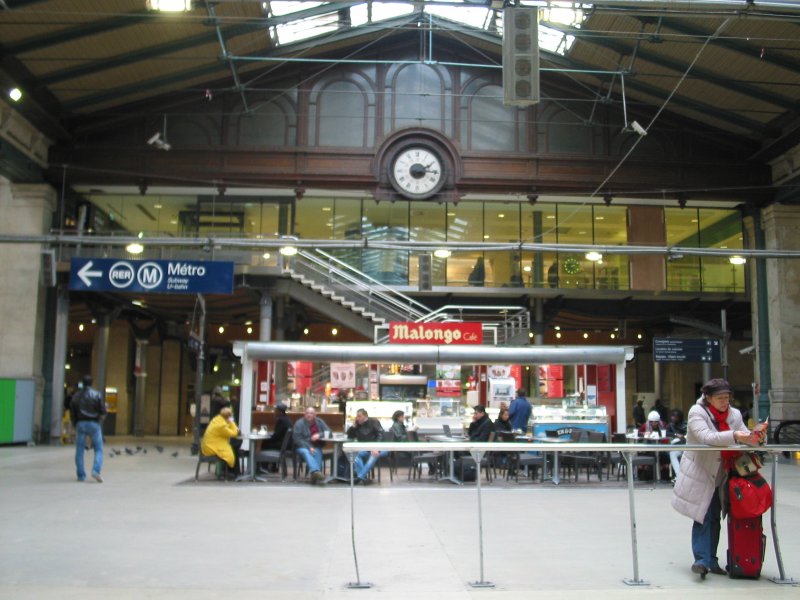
xmin=543 ymin=52 xmax=769 ymax=137
xmin=657 ymin=17 xmax=800 ymax=76
xmin=546 ymin=20 xmax=797 ymax=112
xmin=39 ymin=23 xmax=263 ymax=86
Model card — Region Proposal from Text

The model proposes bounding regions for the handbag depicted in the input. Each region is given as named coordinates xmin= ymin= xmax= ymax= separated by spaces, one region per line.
xmin=733 ymin=452 xmax=763 ymax=477
xmin=728 ymin=473 xmax=773 ymax=518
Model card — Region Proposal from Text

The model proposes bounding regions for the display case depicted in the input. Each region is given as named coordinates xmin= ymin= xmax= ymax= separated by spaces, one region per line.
xmin=531 ymin=403 xmax=609 ymax=439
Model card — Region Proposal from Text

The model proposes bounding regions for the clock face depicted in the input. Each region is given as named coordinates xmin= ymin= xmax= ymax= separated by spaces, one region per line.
xmin=389 ymin=146 xmax=445 ymax=199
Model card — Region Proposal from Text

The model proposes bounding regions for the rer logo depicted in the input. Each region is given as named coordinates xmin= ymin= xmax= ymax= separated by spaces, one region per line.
xmin=109 ymin=262 xmax=135 ymax=289
xmin=137 ymin=262 xmax=163 ymax=289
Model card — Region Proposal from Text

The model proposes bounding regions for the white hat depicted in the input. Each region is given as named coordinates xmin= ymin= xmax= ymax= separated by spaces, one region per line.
xmin=647 ymin=410 xmax=661 ymax=422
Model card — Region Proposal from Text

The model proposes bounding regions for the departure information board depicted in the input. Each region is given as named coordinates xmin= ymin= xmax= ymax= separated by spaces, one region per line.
xmin=653 ymin=338 xmax=721 ymax=363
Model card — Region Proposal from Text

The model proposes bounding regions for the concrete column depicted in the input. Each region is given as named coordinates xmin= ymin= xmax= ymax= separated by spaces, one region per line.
xmin=259 ymin=294 xmax=273 ymax=405
xmin=761 ymin=205 xmax=800 ymax=422
xmin=133 ymin=339 xmax=148 ymax=436
xmin=0 ymin=180 xmax=57 ymax=440
xmin=94 ymin=314 xmax=111 ymax=395
xmin=49 ymin=288 xmax=70 ymax=442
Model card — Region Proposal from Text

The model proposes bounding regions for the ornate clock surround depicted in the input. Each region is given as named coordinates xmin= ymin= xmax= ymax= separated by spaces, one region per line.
xmin=374 ymin=130 xmax=459 ymax=202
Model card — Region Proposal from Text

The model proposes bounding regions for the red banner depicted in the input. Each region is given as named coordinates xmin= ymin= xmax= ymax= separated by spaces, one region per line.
xmin=389 ymin=322 xmax=482 ymax=345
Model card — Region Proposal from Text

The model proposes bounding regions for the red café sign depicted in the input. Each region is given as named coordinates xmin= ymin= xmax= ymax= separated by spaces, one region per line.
xmin=389 ymin=322 xmax=482 ymax=345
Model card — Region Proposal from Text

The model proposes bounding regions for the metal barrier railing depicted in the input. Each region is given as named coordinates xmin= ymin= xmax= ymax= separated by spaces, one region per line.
xmin=339 ymin=441 xmax=799 ymax=589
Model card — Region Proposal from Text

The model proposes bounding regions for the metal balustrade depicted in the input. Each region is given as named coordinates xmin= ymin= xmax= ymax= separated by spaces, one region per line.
xmin=338 ymin=441 xmax=799 ymax=589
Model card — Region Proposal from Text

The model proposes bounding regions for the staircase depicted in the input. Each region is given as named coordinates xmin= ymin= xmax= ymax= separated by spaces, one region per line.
xmin=282 ymin=248 xmax=530 ymax=344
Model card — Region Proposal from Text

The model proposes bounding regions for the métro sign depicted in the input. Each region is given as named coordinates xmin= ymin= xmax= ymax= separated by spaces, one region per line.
xmin=69 ymin=258 xmax=234 ymax=294
xmin=653 ymin=337 xmax=721 ymax=363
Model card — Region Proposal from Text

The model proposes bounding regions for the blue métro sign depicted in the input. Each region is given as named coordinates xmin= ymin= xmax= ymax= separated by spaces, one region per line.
xmin=69 ymin=258 xmax=234 ymax=294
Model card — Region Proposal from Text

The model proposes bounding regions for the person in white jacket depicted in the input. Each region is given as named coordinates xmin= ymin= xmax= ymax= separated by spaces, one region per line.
xmin=670 ymin=378 xmax=763 ymax=578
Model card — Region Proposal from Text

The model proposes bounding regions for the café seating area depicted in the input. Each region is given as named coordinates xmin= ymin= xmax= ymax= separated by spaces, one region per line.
xmin=195 ymin=415 xmax=676 ymax=487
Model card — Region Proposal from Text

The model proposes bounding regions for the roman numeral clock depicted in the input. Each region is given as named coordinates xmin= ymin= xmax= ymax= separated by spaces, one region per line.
xmin=388 ymin=144 xmax=446 ymax=200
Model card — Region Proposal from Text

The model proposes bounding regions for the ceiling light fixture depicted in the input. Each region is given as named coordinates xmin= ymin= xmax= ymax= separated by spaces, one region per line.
xmin=433 ymin=249 xmax=451 ymax=258
xmin=279 ymin=246 xmax=298 ymax=256
xmin=147 ymin=0 xmax=192 ymax=11
xmin=8 ymin=88 xmax=22 ymax=102
xmin=126 ymin=242 xmax=144 ymax=254
xmin=729 ymin=256 xmax=746 ymax=265
xmin=585 ymin=251 xmax=603 ymax=262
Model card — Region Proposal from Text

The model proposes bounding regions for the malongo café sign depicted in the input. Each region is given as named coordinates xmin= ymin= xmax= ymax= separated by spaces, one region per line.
xmin=389 ymin=322 xmax=482 ymax=345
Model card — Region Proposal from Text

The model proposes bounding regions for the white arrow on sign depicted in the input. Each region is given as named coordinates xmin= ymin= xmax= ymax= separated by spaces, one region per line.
xmin=77 ymin=261 xmax=102 ymax=287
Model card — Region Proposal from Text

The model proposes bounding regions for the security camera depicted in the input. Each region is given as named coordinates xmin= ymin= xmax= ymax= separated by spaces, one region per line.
xmin=147 ymin=132 xmax=161 ymax=145
xmin=631 ymin=120 xmax=647 ymax=136
xmin=739 ymin=345 xmax=755 ymax=355
xmin=159 ymin=141 xmax=171 ymax=151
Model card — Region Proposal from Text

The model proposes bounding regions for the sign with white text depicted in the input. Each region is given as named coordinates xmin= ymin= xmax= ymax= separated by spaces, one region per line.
xmin=389 ymin=322 xmax=482 ymax=345
xmin=69 ymin=258 xmax=234 ymax=294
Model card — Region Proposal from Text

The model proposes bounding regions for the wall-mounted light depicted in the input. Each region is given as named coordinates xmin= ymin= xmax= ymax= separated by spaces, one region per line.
xmin=8 ymin=88 xmax=22 ymax=102
xmin=279 ymin=246 xmax=298 ymax=256
xmin=126 ymin=242 xmax=144 ymax=254
xmin=331 ymin=328 xmax=338 ymax=336
xmin=78 ymin=323 xmax=85 ymax=332
xmin=213 ymin=364 xmax=219 ymax=373
xmin=262 ymin=252 xmax=271 ymax=260
xmin=555 ymin=332 xmax=562 ymax=339
xmin=433 ymin=249 xmax=451 ymax=258
xmin=303 ymin=328 xmax=309 ymax=335
xmin=246 ymin=326 xmax=253 ymax=335
xmin=585 ymin=251 xmax=603 ymax=262
xmin=729 ymin=255 xmax=746 ymax=265
xmin=218 ymin=325 xmax=225 ymax=334
xmin=582 ymin=332 xmax=589 ymax=339
xmin=637 ymin=333 xmax=643 ymax=340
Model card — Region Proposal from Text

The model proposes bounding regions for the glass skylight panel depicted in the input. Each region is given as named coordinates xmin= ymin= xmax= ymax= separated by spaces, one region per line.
xmin=274 ymin=11 xmax=339 ymax=44
xmin=269 ymin=1 xmax=324 ymax=17
xmin=425 ymin=5 xmax=492 ymax=30
xmin=350 ymin=3 xmax=415 ymax=27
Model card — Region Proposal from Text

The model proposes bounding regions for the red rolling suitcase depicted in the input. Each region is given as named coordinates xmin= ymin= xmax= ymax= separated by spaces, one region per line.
xmin=727 ymin=516 xmax=766 ymax=578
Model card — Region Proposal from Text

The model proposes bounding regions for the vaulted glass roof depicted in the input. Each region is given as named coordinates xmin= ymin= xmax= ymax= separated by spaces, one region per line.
xmin=265 ymin=1 xmax=587 ymax=54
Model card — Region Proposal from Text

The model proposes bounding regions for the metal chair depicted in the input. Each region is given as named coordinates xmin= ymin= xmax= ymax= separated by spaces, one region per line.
xmin=255 ymin=426 xmax=293 ymax=480
xmin=457 ymin=431 xmax=495 ymax=483
xmin=407 ymin=430 xmax=443 ymax=480
xmin=195 ymin=453 xmax=227 ymax=482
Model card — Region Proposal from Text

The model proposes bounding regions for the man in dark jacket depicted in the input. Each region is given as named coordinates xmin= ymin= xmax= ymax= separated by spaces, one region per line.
xmin=69 ymin=374 xmax=107 ymax=483
xmin=468 ymin=405 xmax=494 ymax=442
xmin=260 ymin=403 xmax=292 ymax=451
xmin=347 ymin=408 xmax=387 ymax=483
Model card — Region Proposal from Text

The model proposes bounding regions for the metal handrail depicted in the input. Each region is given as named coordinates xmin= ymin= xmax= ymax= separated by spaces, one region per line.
xmin=340 ymin=441 xmax=799 ymax=588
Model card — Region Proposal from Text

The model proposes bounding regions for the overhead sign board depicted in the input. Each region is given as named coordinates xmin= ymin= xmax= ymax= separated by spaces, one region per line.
xmin=389 ymin=322 xmax=483 ymax=345
xmin=69 ymin=258 xmax=234 ymax=295
xmin=653 ymin=337 xmax=721 ymax=363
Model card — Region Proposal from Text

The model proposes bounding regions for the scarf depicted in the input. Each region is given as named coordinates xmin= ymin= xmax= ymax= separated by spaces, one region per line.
xmin=706 ymin=402 xmax=739 ymax=470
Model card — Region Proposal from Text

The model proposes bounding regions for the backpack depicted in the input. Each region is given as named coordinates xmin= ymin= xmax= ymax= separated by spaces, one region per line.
xmin=729 ymin=473 xmax=773 ymax=519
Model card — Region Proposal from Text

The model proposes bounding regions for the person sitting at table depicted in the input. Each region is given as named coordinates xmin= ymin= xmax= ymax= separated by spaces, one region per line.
xmin=293 ymin=407 xmax=331 ymax=484
xmin=347 ymin=408 xmax=388 ymax=484
xmin=389 ymin=410 xmax=407 ymax=442
xmin=468 ymin=405 xmax=494 ymax=442
xmin=639 ymin=410 xmax=667 ymax=439
xmin=638 ymin=410 xmax=670 ymax=480
xmin=260 ymin=403 xmax=292 ymax=451
xmin=200 ymin=406 xmax=240 ymax=478
xmin=494 ymin=406 xmax=513 ymax=434
xmin=666 ymin=408 xmax=688 ymax=480
xmin=257 ymin=402 xmax=292 ymax=472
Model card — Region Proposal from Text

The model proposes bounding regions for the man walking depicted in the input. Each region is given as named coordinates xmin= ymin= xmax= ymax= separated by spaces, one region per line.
xmin=508 ymin=388 xmax=532 ymax=432
xmin=69 ymin=374 xmax=107 ymax=482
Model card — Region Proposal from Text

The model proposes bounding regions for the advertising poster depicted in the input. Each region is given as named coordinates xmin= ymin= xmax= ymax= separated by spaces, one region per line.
xmin=330 ymin=362 xmax=356 ymax=389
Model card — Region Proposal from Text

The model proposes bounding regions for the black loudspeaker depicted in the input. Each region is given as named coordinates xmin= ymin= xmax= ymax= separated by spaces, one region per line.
xmin=503 ymin=7 xmax=540 ymax=107
xmin=418 ymin=253 xmax=432 ymax=291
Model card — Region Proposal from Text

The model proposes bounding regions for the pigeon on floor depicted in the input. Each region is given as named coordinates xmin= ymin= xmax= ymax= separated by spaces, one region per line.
xmin=112 ymin=448 xmax=121 ymax=455
xmin=155 ymin=445 xmax=164 ymax=453
xmin=171 ymin=451 xmax=179 ymax=458
xmin=125 ymin=448 xmax=134 ymax=455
